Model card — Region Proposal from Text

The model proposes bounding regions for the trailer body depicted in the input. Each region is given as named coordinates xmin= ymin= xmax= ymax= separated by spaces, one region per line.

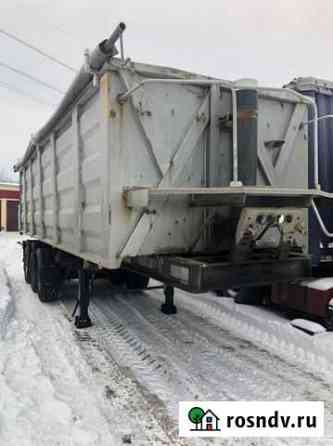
xmin=17 ymin=30 xmax=333 ymax=298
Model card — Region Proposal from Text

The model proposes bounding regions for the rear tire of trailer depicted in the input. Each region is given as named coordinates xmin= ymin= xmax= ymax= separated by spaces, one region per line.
xmin=109 ymin=269 xmax=127 ymax=287
xmin=125 ymin=271 xmax=149 ymax=290
xmin=29 ymin=248 xmax=38 ymax=293
xmin=23 ymin=242 xmax=31 ymax=284
xmin=36 ymin=247 xmax=58 ymax=303
xmin=235 ymin=286 xmax=269 ymax=305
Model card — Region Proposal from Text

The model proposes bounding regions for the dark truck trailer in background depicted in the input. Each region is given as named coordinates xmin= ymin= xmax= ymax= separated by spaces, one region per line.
xmin=287 ymin=77 xmax=333 ymax=267
xmin=268 ymin=78 xmax=333 ymax=328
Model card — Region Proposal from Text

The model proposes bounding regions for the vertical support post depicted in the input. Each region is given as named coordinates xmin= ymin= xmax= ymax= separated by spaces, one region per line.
xmin=29 ymin=160 xmax=35 ymax=235
xmin=205 ymin=85 xmax=220 ymax=248
xmin=208 ymin=84 xmax=220 ymax=187
xmin=236 ymin=89 xmax=258 ymax=186
xmin=231 ymin=89 xmax=240 ymax=186
xmin=37 ymin=145 xmax=44 ymax=238
xmin=161 ymin=285 xmax=177 ymax=314
xmin=72 ymin=106 xmax=82 ymax=252
xmin=18 ymin=171 xmax=22 ymax=232
xmin=75 ymin=265 xmax=92 ymax=328
xmin=119 ymin=33 xmax=124 ymax=62
xmin=50 ymin=133 xmax=59 ymax=244
xmin=22 ymin=168 xmax=28 ymax=233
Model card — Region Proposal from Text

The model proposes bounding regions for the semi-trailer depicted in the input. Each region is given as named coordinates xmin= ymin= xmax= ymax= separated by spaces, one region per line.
xmin=15 ymin=23 xmax=333 ymax=328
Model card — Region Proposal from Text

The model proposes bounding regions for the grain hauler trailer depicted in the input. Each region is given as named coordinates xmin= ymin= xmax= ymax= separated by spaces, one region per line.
xmin=15 ymin=24 xmax=333 ymax=328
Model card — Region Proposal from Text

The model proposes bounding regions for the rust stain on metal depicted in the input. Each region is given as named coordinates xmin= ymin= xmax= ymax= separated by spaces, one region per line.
xmin=100 ymin=71 xmax=112 ymax=117
xmin=238 ymin=110 xmax=257 ymax=120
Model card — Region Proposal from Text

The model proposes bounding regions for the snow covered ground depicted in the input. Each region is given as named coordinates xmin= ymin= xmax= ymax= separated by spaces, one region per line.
xmin=1 ymin=231 xmax=333 ymax=445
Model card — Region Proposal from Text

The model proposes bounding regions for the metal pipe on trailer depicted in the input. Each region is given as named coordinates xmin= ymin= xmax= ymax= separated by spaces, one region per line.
xmin=305 ymin=114 xmax=333 ymax=126
xmin=231 ymin=88 xmax=239 ymax=185
xmin=303 ymin=114 xmax=333 ymax=238
xmin=15 ymin=22 xmax=126 ymax=171
xmin=311 ymin=199 xmax=333 ymax=238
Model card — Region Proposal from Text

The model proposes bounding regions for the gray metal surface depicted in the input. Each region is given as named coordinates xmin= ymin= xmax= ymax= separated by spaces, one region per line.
xmin=125 ymin=253 xmax=311 ymax=292
xmin=17 ymin=39 xmax=318 ymax=270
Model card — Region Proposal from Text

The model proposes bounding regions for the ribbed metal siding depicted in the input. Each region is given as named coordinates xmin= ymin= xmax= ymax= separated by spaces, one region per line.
xmin=289 ymin=79 xmax=333 ymax=265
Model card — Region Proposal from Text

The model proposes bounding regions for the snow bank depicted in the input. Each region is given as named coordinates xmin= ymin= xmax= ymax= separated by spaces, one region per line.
xmin=0 ymin=266 xmax=14 ymax=338
xmin=290 ymin=318 xmax=327 ymax=335
xmin=176 ymin=290 xmax=333 ymax=382
xmin=300 ymin=277 xmax=333 ymax=291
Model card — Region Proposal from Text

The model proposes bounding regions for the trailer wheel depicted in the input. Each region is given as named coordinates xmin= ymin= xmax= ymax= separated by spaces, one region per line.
xmin=125 ymin=271 xmax=149 ymax=290
xmin=36 ymin=247 xmax=58 ymax=303
xmin=29 ymin=248 xmax=38 ymax=293
xmin=109 ymin=269 xmax=126 ymax=287
xmin=235 ymin=286 xmax=271 ymax=305
xmin=23 ymin=242 xmax=31 ymax=284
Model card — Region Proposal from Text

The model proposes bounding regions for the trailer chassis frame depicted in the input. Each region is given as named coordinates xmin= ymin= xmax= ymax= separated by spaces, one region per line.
xmin=124 ymin=253 xmax=311 ymax=293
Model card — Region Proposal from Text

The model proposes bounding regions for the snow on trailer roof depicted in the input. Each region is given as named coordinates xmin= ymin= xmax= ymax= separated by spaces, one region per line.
xmin=286 ymin=77 xmax=333 ymax=94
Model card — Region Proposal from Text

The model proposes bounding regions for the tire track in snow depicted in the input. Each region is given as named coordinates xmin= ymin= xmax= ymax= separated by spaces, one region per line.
xmin=0 ymin=266 xmax=15 ymax=339
xmin=171 ymin=289 xmax=333 ymax=384
xmin=104 ymin=291 xmax=240 ymax=400
xmin=71 ymin=326 xmax=187 ymax=446
xmin=61 ymin=294 xmax=195 ymax=445
xmin=2 ymin=233 xmax=331 ymax=446
xmin=3 ymin=272 xmax=116 ymax=446
xmin=0 ymin=235 xmax=182 ymax=446
xmin=103 ymin=289 xmax=333 ymax=443
xmin=64 ymin=298 xmax=281 ymax=446
xmin=115 ymin=290 xmax=333 ymax=398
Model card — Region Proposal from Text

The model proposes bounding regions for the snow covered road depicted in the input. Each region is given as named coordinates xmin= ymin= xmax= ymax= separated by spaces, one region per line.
xmin=0 ymin=233 xmax=180 ymax=446
xmin=1 ymin=232 xmax=333 ymax=445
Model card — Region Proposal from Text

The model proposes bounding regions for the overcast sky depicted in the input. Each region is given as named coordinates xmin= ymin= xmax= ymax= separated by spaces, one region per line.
xmin=1 ymin=0 xmax=332 ymax=179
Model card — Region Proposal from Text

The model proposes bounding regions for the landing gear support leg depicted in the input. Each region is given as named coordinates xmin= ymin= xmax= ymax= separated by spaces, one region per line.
xmin=161 ymin=285 xmax=177 ymax=315
xmin=75 ymin=267 xmax=93 ymax=329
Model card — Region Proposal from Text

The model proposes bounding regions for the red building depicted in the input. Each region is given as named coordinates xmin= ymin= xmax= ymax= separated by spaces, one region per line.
xmin=0 ymin=182 xmax=20 ymax=231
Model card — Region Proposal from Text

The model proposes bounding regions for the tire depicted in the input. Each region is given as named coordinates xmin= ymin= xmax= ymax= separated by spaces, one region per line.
xmin=109 ymin=269 xmax=126 ymax=287
xmin=235 ymin=286 xmax=270 ymax=305
xmin=36 ymin=247 xmax=58 ymax=303
xmin=23 ymin=243 xmax=31 ymax=284
xmin=125 ymin=271 xmax=149 ymax=290
xmin=29 ymin=248 xmax=38 ymax=293
xmin=215 ymin=289 xmax=239 ymax=298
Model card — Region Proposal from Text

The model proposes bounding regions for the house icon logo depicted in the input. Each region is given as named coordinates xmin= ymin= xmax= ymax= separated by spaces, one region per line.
xmin=188 ymin=406 xmax=220 ymax=432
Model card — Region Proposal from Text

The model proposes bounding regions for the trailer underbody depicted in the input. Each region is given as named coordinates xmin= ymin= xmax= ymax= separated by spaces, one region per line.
xmin=21 ymin=237 xmax=314 ymax=328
